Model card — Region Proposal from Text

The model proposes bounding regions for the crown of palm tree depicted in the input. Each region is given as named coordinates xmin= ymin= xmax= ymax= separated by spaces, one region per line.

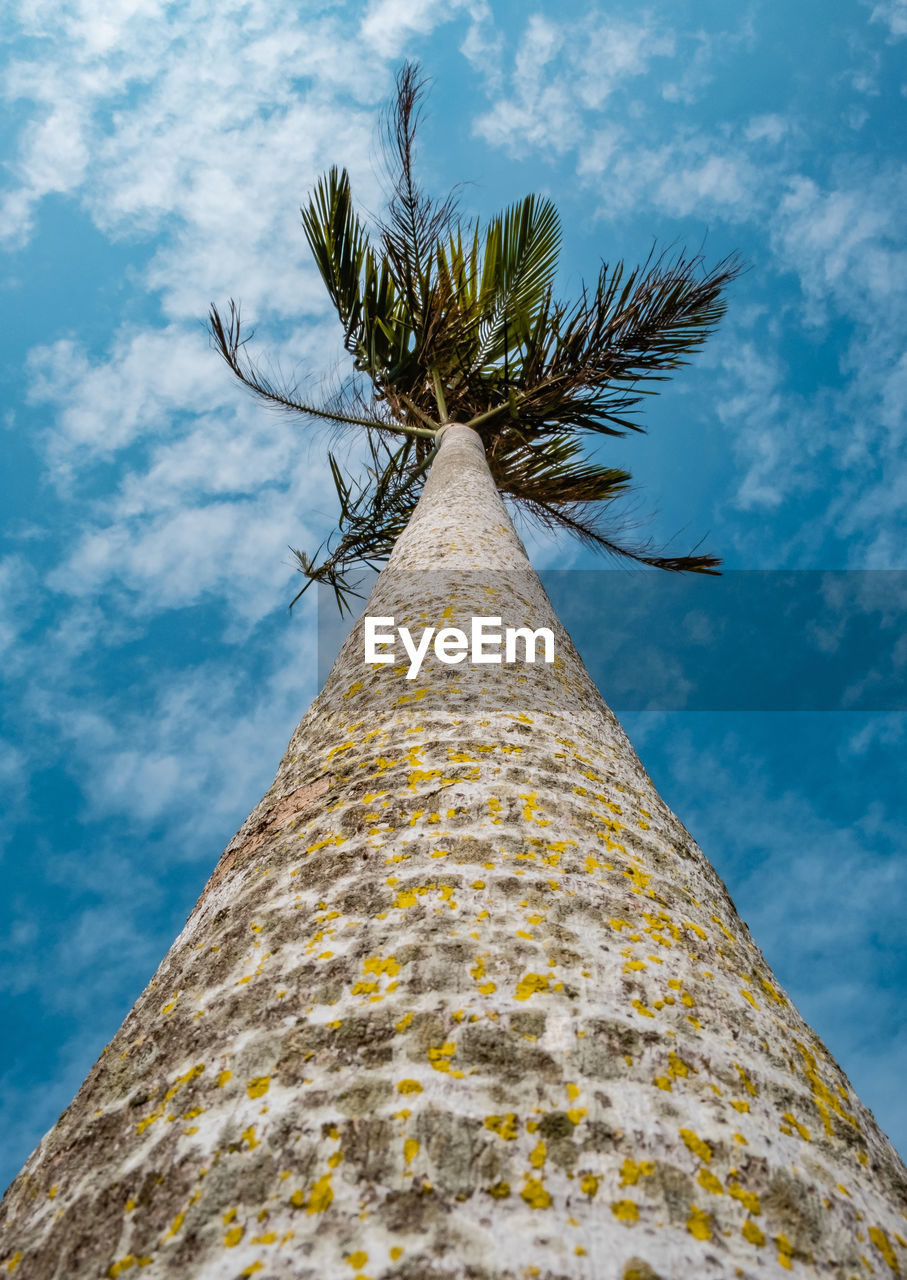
xmin=209 ymin=64 xmax=742 ymax=612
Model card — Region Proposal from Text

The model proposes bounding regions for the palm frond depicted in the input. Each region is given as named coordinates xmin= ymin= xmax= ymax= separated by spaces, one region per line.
xmin=379 ymin=63 xmax=460 ymax=319
xmin=473 ymin=195 xmax=562 ymax=365
xmin=518 ymin=496 xmax=722 ymax=574
xmin=467 ymin=249 xmax=743 ymax=440
xmin=289 ymin=433 xmax=439 ymax=613
xmin=207 ymin=300 xmax=435 ymax=438
xmin=583 ymin=247 xmax=742 ymax=381
xmin=496 ymin=442 xmax=630 ymax=507
xmin=301 ymin=166 xmax=370 ymax=347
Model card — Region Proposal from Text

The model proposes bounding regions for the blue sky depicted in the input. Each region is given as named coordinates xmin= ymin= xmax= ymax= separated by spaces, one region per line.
xmin=1 ymin=0 xmax=906 ymax=1194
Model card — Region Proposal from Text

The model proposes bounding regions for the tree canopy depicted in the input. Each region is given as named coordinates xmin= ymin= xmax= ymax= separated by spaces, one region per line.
xmin=209 ymin=64 xmax=742 ymax=611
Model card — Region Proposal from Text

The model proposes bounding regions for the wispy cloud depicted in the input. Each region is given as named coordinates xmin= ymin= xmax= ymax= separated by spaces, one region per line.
xmin=359 ymin=0 xmax=484 ymax=58
xmin=474 ymin=13 xmax=675 ymax=156
xmin=24 ymin=320 xmax=364 ymax=625
xmin=30 ymin=623 xmax=313 ymax=832
xmin=27 ymin=327 xmax=229 ymax=466
xmin=843 ymin=712 xmax=906 ymax=756
xmin=3 ymin=0 xmax=460 ymax=641
xmin=0 ymin=556 xmax=37 ymax=662
xmin=870 ymin=0 xmax=907 ymax=38
xmin=767 ymin=167 xmax=907 ymax=563
xmin=772 ymin=167 xmax=907 ymax=327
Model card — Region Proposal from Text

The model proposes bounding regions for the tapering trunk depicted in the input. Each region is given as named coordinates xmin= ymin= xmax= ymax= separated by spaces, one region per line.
xmin=3 ymin=425 xmax=905 ymax=1279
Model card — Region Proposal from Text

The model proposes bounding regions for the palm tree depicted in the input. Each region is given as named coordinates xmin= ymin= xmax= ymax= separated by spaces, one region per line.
xmin=2 ymin=65 xmax=905 ymax=1280
xmin=209 ymin=62 xmax=733 ymax=613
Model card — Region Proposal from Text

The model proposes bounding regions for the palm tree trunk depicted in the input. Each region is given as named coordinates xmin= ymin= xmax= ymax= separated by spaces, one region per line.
xmin=3 ymin=424 xmax=905 ymax=1279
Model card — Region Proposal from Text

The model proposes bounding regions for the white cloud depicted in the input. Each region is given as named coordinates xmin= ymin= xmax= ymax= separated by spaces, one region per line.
xmin=574 ymin=119 xmax=774 ymax=222
xmin=844 ymin=713 xmax=906 ymax=756
xmin=773 ymin=169 xmax=907 ymax=326
xmin=709 ymin=331 xmax=803 ymax=515
xmin=111 ymin=413 xmax=305 ymax=517
xmin=0 ymin=738 xmax=28 ymax=852
xmin=744 ymin=113 xmax=789 ymax=144
xmin=660 ymin=31 xmax=714 ymax=105
xmin=871 ymin=0 xmax=907 ymax=38
xmin=474 ymin=13 xmax=674 ymax=156
xmin=651 ymin=148 xmax=759 ymax=217
xmin=25 ymin=312 xmax=363 ymax=627
xmin=683 ymin=163 xmax=907 ymax=559
xmin=77 ymin=629 xmax=312 ymax=831
xmin=359 ymin=0 xmax=478 ymax=57
xmin=93 ymin=93 xmax=382 ymax=320
xmin=0 ymin=104 xmax=91 ymax=244
xmin=27 ymin=326 xmax=229 ymax=467
xmin=58 ymin=480 xmax=328 ymax=628
xmin=2 ymin=0 xmax=167 ymax=242
xmin=459 ymin=1 xmax=504 ymax=83
xmin=846 ymin=105 xmax=871 ymax=130
xmin=27 ymin=312 xmax=349 ymax=463
xmin=464 ymin=6 xmax=905 ymax=571
xmin=0 ymin=739 xmax=26 ymax=788
xmin=10 ymin=601 xmax=316 ymax=852
xmin=878 ymin=351 xmax=907 ymax=431
xmin=0 ymin=556 xmax=36 ymax=661
xmin=764 ymin=168 xmax=907 ymax=563
xmin=658 ymin=724 xmax=907 ymax=962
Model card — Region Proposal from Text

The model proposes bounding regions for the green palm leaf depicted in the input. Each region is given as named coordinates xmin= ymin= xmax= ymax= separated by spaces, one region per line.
xmin=301 ymin=167 xmax=369 ymax=347
xmin=473 ymin=194 xmax=562 ymax=365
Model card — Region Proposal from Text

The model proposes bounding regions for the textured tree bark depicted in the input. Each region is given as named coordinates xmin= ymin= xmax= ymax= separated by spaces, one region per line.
xmin=2 ymin=424 xmax=906 ymax=1280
